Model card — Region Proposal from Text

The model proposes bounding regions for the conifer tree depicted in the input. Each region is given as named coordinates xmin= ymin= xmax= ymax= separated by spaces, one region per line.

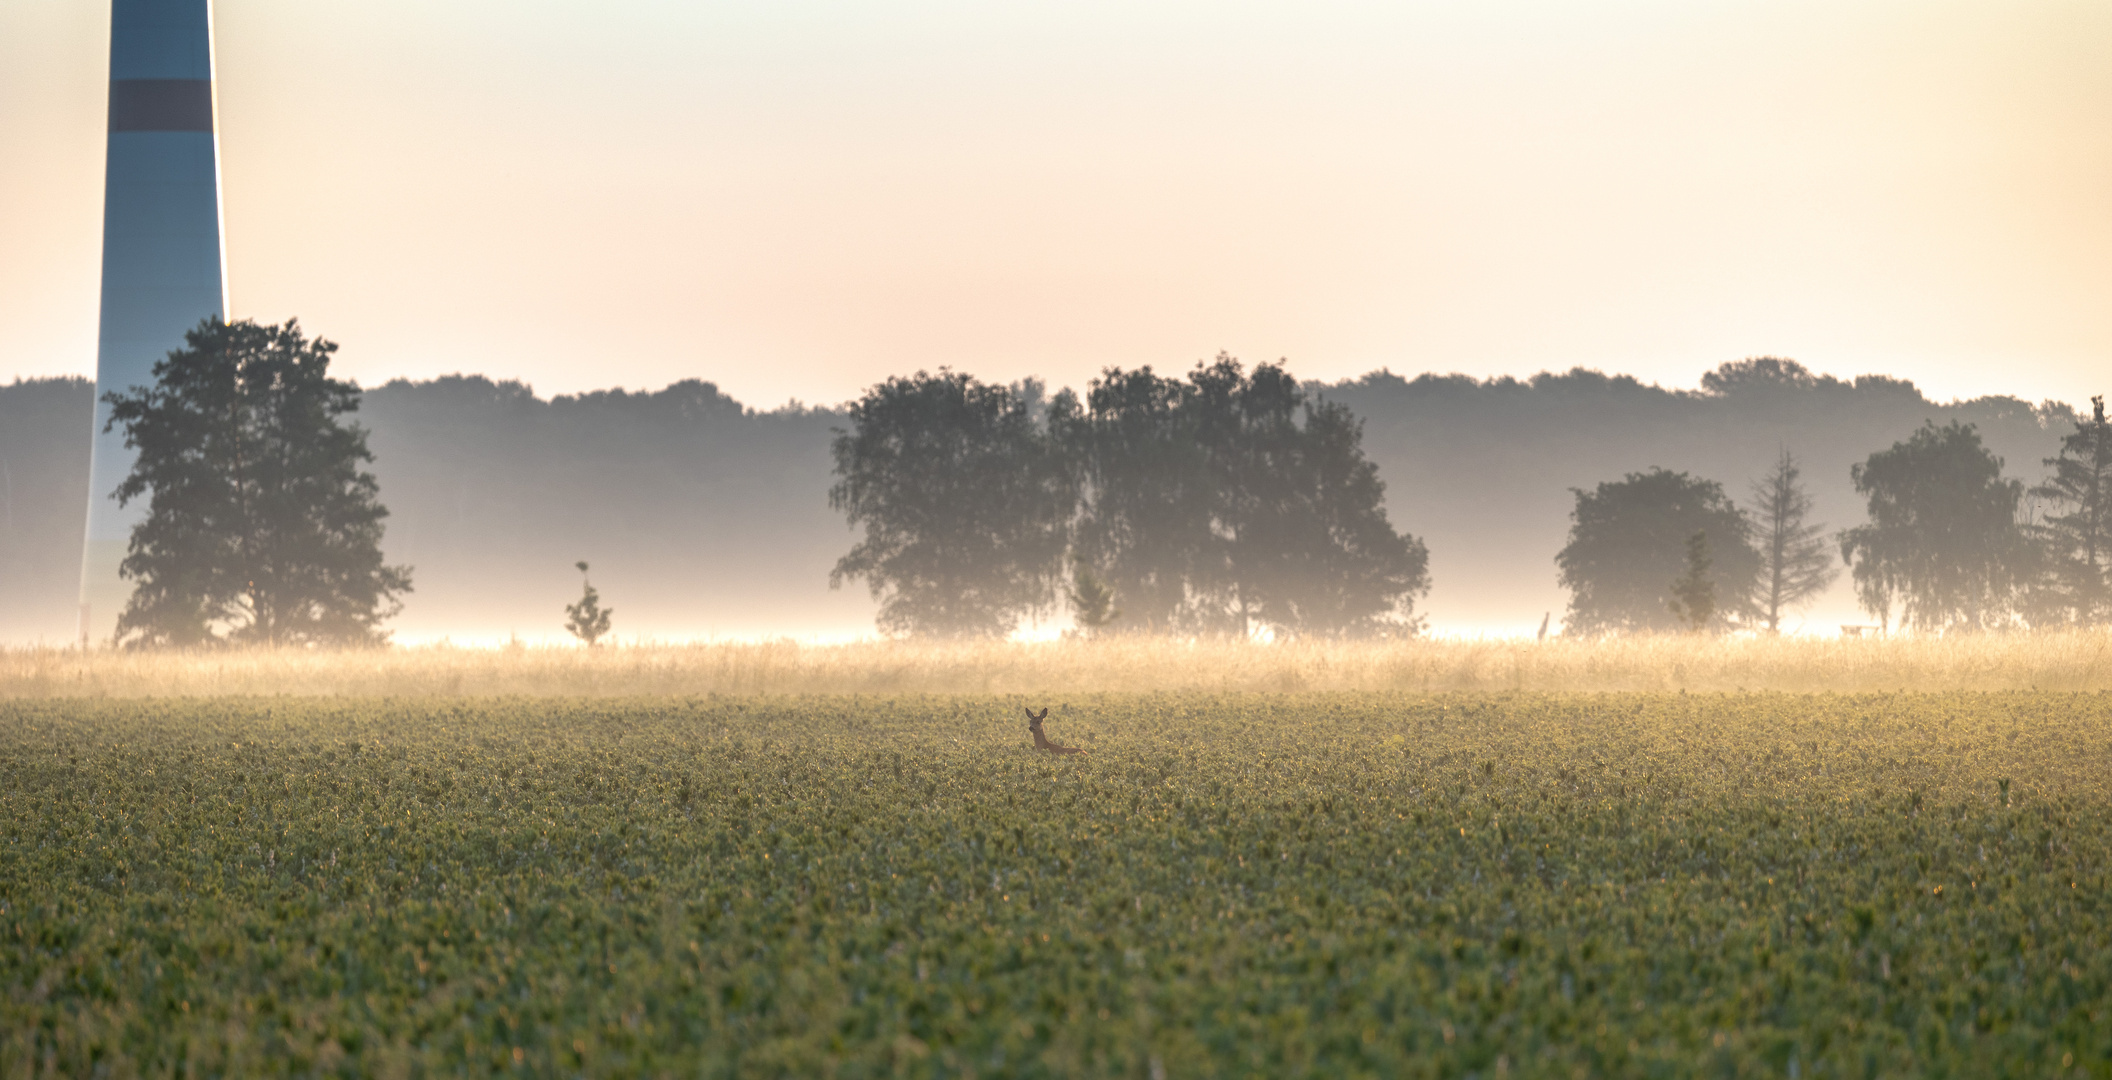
xmin=2029 ymin=395 xmax=2112 ymax=624
xmin=1749 ymin=449 xmax=1837 ymax=633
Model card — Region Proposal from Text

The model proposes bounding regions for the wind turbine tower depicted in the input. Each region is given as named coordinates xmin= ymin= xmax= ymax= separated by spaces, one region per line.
xmin=81 ymin=0 xmax=228 ymax=644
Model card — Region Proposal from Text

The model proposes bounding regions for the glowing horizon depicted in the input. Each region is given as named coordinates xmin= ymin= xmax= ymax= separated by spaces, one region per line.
xmin=3 ymin=0 xmax=2108 ymax=411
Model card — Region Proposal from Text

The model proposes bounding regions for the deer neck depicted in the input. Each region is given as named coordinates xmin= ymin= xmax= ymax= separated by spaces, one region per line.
xmin=1030 ymin=726 xmax=1053 ymax=749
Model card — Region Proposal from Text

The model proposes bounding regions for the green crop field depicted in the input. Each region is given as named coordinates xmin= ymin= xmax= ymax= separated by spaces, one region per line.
xmin=4 ymin=692 xmax=2108 ymax=1078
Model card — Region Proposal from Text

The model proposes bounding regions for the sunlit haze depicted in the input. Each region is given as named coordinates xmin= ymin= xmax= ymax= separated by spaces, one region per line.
xmin=3 ymin=0 xmax=2108 ymax=409
xmin=7 ymin=6 xmax=2109 ymax=1061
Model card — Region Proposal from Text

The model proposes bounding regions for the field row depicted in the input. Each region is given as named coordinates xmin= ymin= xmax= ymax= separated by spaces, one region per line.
xmin=3 ymin=692 xmax=2109 ymax=1077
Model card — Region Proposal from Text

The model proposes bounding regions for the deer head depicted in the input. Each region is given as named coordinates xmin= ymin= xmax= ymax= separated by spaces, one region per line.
xmin=1025 ymin=707 xmax=1048 ymax=731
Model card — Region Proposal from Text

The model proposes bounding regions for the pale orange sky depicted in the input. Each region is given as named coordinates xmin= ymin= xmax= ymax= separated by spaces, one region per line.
xmin=3 ymin=0 xmax=2108 ymax=409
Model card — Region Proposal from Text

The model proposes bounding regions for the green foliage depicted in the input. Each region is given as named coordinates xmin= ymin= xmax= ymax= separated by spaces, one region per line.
xmin=564 ymin=561 xmax=613 ymax=645
xmin=100 ymin=318 xmax=412 ymax=648
xmin=1667 ymin=531 xmax=1716 ymax=632
xmin=1051 ymin=367 xmax=1214 ymax=634
xmin=4 ymin=692 xmax=2108 ymax=1077
xmin=1557 ymin=468 xmax=1758 ymax=635
xmin=9 ymin=362 xmax=2086 ymax=646
xmin=1053 ymin=356 xmax=1430 ymax=639
xmin=832 ymin=359 xmax=1427 ymax=641
xmin=1842 ymin=421 xmax=2026 ymax=632
xmin=1194 ymin=360 xmax=1431 ymax=639
xmin=2029 ymin=395 xmax=2112 ymax=626
xmin=828 ymin=371 xmax=1072 ymax=639
xmin=1749 ymin=449 xmax=1838 ymax=633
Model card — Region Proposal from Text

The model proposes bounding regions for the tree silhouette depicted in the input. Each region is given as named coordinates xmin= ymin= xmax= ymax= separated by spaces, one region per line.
xmin=1049 ymin=367 xmax=1215 ymax=633
xmin=1191 ymin=358 xmax=1428 ymax=638
xmin=829 ymin=371 xmax=1072 ymax=639
xmin=564 ymin=561 xmax=613 ymax=645
xmin=1748 ymin=448 xmax=1837 ymax=633
xmin=1840 ymin=421 xmax=2024 ymax=632
xmin=2028 ymin=395 xmax=2112 ymax=625
xmin=1667 ymin=531 xmax=1717 ymax=632
xmin=101 ymin=318 xmax=411 ymax=648
xmin=1065 ymin=565 xmax=1121 ymax=637
xmin=1052 ymin=355 xmax=1429 ymax=639
xmin=1556 ymin=468 xmax=1757 ymax=635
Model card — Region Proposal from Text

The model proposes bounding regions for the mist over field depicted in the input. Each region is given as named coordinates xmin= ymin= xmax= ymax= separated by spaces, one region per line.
xmin=0 ymin=361 xmax=2077 ymax=646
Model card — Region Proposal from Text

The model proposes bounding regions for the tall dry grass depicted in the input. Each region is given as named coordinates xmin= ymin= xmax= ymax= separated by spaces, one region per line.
xmin=4 ymin=630 xmax=2110 ymax=697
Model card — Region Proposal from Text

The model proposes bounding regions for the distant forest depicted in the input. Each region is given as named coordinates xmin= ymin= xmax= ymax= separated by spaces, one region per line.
xmin=0 ymin=360 xmax=2078 ymax=643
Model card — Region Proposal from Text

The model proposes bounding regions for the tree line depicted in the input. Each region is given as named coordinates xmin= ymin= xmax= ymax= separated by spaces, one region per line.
xmin=828 ymin=355 xmax=1431 ymax=639
xmin=2 ymin=328 xmax=856 ymax=645
xmin=833 ymin=353 xmax=2109 ymax=640
xmin=1319 ymin=359 xmax=2077 ymax=631
xmin=78 ymin=318 xmax=851 ymax=647
xmin=1555 ymin=398 xmax=2112 ymax=635
xmin=10 ymin=318 xmax=2105 ymax=645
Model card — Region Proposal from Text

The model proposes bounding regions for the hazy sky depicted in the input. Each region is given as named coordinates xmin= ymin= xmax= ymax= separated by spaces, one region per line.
xmin=4 ymin=0 xmax=2108 ymax=410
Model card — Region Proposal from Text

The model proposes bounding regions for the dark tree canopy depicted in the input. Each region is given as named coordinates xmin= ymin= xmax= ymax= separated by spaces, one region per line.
xmin=1840 ymin=421 xmax=2024 ymax=632
xmin=1049 ymin=366 xmax=1217 ymax=633
xmin=1748 ymin=448 xmax=1838 ymax=633
xmin=1189 ymin=358 xmax=1429 ymax=638
xmin=1699 ymin=356 xmax=1825 ymax=396
xmin=1556 ymin=468 xmax=1758 ymax=635
xmin=2027 ymin=395 xmax=2112 ymax=625
xmin=828 ymin=371 xmax=1071 ymax=639
xmin=1667 ymin=531 xmax=1717 ymax=632
xmin=103 ymin=318 xmax=411 ymax=648
xmin=1052 ymin=355 xmax=1428 ymax=639
xmin=5 ymin=357 xmax=2081 ymax=646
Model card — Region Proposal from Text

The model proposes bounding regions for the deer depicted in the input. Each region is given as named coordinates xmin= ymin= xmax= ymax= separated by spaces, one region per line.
xmin=1025 ymin=707 xmax=1087 ymax=755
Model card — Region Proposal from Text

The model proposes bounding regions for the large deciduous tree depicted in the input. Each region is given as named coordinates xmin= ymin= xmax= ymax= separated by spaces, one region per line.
xmin=2027 ymin=395 xmax=2112 ymax=625
xmin=103 ymin=318 xmax=412 ymax=648
xmin=1666 ymin=531 xmax=1717 ymax=632
xmin=1748 ymin=448 xmax=1838 ymax=633
xmin=1052 ymin=355 xmax=1428 ymax=639
xmin=1556 ymin=468 xmax=1758 ymax=635
xmin=1048 ymin=366 xmax=1216 ymax=633
xmin=1839 ymin=421 xmax=2025 ymax=632
xmin=1186 ymin=357 xmax=1429 ymax=639
xmin=828 ymin=371 xmax=1071 ymax=639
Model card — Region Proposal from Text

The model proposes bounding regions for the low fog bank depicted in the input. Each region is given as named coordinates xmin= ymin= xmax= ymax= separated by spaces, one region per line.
xmin=0 ymin=375 xmax=877 ymax=644
xmin=0 ymin=364 xmax=2075 ymax=644
xmin=356 ymin=376 xmax=873 ymax=643
xmin=0 ymin=377 xmax=91 ymax=644
xmin=1325 ymin=365 xmax=2072 ymax=635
